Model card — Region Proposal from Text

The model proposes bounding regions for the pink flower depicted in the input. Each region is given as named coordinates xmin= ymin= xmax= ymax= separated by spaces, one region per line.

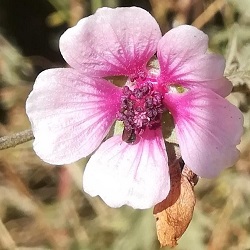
xmin=26 ymin=7 xmax=243 ymax=209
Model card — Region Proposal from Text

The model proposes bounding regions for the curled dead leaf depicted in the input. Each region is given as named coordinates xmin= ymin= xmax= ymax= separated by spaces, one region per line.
xmin=153 ymin=160 xmax=198 ymax=247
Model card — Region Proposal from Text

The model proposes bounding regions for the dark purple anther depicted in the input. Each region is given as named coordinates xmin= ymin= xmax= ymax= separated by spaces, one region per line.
xmin=117 ymin=81 xmax=165 ymax=143
xmin=133 ymin=88 xmax=144 ymax=99
xmin=123 ymin=86 xmax=132 ymax=96
xmin=122 ymin=128 xmax=136 ymax=144
xmin=145 ymin=97 xmax=153 ymax=108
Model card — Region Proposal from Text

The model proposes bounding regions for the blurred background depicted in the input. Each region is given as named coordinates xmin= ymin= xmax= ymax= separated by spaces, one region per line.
xmin=0 ymin=0 xmax=250 ymax=249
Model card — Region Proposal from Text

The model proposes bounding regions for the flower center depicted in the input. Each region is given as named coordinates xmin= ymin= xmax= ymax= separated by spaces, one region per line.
xmin=117 ymin=81 xmax=165 ymax=143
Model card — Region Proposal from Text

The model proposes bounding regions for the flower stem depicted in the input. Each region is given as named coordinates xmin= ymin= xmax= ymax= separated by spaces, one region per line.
xmin=0 ymin=129 xmax=34 ymax=150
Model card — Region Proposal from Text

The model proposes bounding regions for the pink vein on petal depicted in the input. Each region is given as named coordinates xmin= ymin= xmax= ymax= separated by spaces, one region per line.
xmin=26 ymin=68 xmax=122 ymax=164
xmin=164 ymin=89 xmax=243 ymax=177
xmin=83 ymin=129 xmax=170 ymax=209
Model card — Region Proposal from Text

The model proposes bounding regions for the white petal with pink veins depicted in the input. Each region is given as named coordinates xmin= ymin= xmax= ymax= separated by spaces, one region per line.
xmin=157 ymin=25 xmax=232 ymax=97
xmin=164 ymin=89 xmax=243 ymax=177
xmin=60 ymin=7 xmax=161 ymax=78
xmin=26 ymin=68 xmax=121 ymax=164
xmin=83 ymin=129 xmax=170 ymax=209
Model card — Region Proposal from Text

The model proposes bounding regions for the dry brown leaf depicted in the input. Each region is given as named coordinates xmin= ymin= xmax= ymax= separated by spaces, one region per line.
xmin=153 ymin=161 xmax=197 ymax=247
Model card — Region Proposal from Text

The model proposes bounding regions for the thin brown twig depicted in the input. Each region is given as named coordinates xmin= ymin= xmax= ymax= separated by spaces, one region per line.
xmin=0 ymin=129 xmax=34 ymax=150
xmin=0 ymin=218 xmax=16 ymax=250
xmin=0 ymin=160 xmax=61 ymax=248
xmin=192 ymin=0 xmax=226 ymax=29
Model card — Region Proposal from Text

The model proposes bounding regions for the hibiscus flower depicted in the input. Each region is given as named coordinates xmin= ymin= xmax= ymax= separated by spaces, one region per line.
xmin=26 ymin=7 xmax=243 ymax=209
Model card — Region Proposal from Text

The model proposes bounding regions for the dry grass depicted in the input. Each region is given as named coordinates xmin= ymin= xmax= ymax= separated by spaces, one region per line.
xmin=0 ymin=0 xmax=250 ymax=249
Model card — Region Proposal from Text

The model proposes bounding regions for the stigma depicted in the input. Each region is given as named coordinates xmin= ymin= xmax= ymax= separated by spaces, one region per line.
xmin=117 ymin=81 xmax=165 ymax=143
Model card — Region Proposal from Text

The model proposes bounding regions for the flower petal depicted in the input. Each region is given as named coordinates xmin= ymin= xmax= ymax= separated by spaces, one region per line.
xmin=26 ymin=68 xmax=121 ymax=164
xmin=157 ymin=25 xmax=232 ymax=97
xmin=60 ymin=7 xmax=161 ymax=78
xmin=83 ymin=129 xmax=170 ymax=209
xmin=164 ymin=89 xmax=243 ymax=177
